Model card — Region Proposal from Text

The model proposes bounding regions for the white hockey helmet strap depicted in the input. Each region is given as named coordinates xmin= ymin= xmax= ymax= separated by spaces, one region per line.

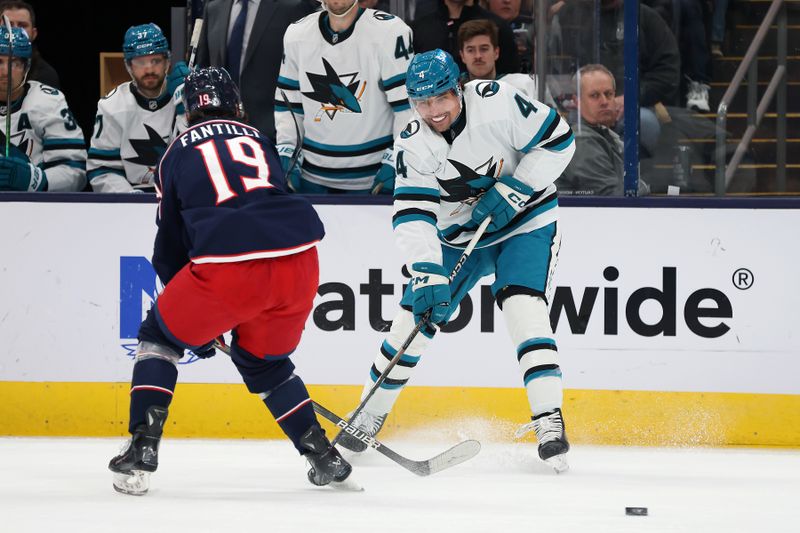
xmin=319 ymin=0 xmax=359 ymax=19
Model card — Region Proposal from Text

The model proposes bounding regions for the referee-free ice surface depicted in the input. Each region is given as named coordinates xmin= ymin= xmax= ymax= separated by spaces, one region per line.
xmin=1 ymin=436 xmax=798 ymax=532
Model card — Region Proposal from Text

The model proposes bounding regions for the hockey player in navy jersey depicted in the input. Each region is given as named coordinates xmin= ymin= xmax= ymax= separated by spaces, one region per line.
xmin=108 ymin=67 xmax=354 ymax=495
xmin=275 ymin=0 xmax=414 ymax=194
xmin=87 ymin=24 xmax=189 ymax=192
xmin=0 ymin=26 xmax=85 ymax=192
xmin=339 ymin=50 xmax=575 ymax=472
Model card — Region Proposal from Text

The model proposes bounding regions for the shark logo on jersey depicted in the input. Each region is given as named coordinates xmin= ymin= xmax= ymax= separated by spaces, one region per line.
xmin=440 ymin=157 xmax=504 ymax=215
xmin=303 ymin=58 xmax=365 ymax=121
xmin=475 ymin=81 xmax=500 ymax=98
xmin=373 ymin=11 xmax=395 ymax=20
xmin=125 ymin=123 xmax=169 ymax=166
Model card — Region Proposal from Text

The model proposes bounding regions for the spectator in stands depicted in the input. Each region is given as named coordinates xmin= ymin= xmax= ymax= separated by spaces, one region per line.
xmin=556 ymin=64 xmax=649 ymax=195
xmin=710 ymin=0 xmax=729 ymax=57
xmin=458 ymin=19 xmax=555 ymax=107
xmin=0 ymin=1 xmax=59 ymax=89
xmin=0 ymin=27 xmax=85 ymax=192
xmin=196 ymin=0 xmax=318 ymax=142
xmin=557 ymin=0 xmax=680 ymax=157
xmin=412 ymin=0 xmax=520 ymax=75
xmin=485 ymin=0 xmax=535 ymax=73
xmin=87 ymin=24 xmax=187 ymax=193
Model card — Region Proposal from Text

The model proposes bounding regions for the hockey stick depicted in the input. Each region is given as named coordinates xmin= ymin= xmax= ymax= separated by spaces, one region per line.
xmin=330 ymin=216 xmax=493 ymax=449
xmin=313 ymin=401 xmax=480 ymax=476
xmin=186 ymin=18 xmax=203 ymax=70
xmin=3 ymin=15 xmax=13 ymax=157
xmin=279 ymin=89 xmax=302 ymax=189
xmin=209 ymin=338 xmax=479 ymax=475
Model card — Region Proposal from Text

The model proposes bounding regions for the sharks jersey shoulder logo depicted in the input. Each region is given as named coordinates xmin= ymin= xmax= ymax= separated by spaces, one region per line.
xmin=303 ymin=58 xmax=366 ymax=122
xmin=438 ymin=157 xmax=505 ymax=215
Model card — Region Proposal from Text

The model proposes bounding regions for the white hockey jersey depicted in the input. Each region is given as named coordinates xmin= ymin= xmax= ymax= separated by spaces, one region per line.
xmin=392 ymin=80 xmax=575 ymax=266
xmin=88 ymin=82 xmax=180 ymax=192
xmin=1 ymin=81 xmax=86 ymax=191
xmin=497 ymin=73 xmax=557 ymax=109
xmin=275 ymin=8 xmax=414 ymax=190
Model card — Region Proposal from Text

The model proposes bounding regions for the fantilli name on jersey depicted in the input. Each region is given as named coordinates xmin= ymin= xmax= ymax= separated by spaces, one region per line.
xmin=87 ymin=82 xmax=180 ymax=192
xmin=392 ymin=80 xmax=575 ymax=265
xmin=2 ymin=81 xmax=86 ymax=191
xmin=275 ymin=9 xmax=414 ymax=190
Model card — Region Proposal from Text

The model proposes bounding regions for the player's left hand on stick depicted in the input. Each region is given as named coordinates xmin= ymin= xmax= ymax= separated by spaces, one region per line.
xmin=409 ymin=262 xmax=451 ymax=326
xmin=0 ymin=156 xmax=48 ymax=191
xmin=190 ymin=340 xmax=216 ymax=359
xmin=371 ymin=162 xmax=395 ymax=195
xmin=471 ymin=175 xmax=533 ymax=232
xmin=167 ymin=61 xmax=190 ymax=97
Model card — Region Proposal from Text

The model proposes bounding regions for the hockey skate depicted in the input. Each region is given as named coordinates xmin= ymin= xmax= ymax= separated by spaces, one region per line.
xmin=300 ymin=425 xmax=361 ymax=491
xmin=108 ymin=406 xmax=168 ymax=495
xmin=336 ymin=409 xmax=387 ymax=453
xmin=516 ymin=408 xmax=570 ymax=473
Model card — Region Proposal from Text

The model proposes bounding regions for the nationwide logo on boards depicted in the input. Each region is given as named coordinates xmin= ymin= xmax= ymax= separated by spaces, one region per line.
xmin=119 ymin=257 xmax=739 ymax=346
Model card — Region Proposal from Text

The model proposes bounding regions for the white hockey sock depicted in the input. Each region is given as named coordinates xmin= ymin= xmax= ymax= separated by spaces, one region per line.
xmin=359 ymin=309 xmax=432 ymax=415
xmin=502 ymin=295 xmax=563 ymax=416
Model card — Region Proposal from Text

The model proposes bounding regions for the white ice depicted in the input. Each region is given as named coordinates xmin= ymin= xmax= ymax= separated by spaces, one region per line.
xmin=1 ymin=436 xmax=798 ymax=533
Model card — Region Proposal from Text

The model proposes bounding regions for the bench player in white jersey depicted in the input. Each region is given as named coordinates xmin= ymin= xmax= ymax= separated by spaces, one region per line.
xmin=458 ymin=19 xmax=556 ymax=108
xmin=339 ymin=49 xmax=575 ymax=472
xmin=87 ymin=23 xmax=188 ymax=193
xmin=275 ymin=0 xmax=414 ymax=194
xmin=0 ymin=26 xmax=85 ymax=192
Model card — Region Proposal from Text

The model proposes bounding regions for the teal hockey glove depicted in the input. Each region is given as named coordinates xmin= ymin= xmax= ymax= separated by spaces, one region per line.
xmin=0 ymin=157 xmax=48 ymax=191
xmin=471 ymin=175 xmax=533 ymax=232
xmin=167 ymin=61 xmax=190 ymax=97
xmin=410 ymin=262 xmax=451 ymax=325
xmin=371 ymin=147 xmax=396 ymax=194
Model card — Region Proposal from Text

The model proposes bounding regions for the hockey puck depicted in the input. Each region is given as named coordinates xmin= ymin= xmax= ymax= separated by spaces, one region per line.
xmin=625 ymin=507 xmax=648 ymax=516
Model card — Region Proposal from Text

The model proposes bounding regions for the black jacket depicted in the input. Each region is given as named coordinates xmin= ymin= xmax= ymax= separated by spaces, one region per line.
xmin=411 ymin=3 xmax=521 ymax=75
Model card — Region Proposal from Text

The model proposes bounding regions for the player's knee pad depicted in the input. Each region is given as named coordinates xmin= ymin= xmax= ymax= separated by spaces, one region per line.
xmin=374 ymin=309 xmax=432 ymax=384
xmin=230 ymin=344 xmax=296 ymax=395
xmin=138 ymin=307 xmax=185 ymax=355
xmin=134 ymin=341 xmax=181 ymax=366
xmin=502 ymin=293 xmax=554 ymax=347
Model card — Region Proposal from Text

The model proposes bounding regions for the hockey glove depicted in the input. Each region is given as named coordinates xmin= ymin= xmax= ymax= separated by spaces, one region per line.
xmin=371 ymin=148 xmax=396 ymax=194
xmin=190 ymin=340 xmax=216 ymax=359
xmin=471 ymin=176 xmax=533 ymax=232
xmin=410 ymin=262 xmax=451 ymax=325
xmin=0 ymin=157 xmax=47 ymax=191
xmin=278 ymin=145 xmax=302 ymax=192
xmin=167 ymin=61 xmax=190 ymax=97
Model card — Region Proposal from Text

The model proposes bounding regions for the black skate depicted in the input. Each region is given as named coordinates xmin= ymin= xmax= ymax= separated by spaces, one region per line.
xmin=337 ymin=410 xmax=386 ymax=453
xmin=516 ymin=408 xmax=570 ymax=473
xmin=300 ymin=426 xmax=360 ymax=490
xmin=108 ymin=406 xmax=168 ymax=495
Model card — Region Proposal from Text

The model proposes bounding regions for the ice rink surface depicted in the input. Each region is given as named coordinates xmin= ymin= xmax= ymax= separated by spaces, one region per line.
xmin=2 ymin=435 xmax=798 ymax=533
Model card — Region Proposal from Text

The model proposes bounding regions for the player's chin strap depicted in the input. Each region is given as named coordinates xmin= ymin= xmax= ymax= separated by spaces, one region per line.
xmin=321 ymin=0 xmax=359 ymax=18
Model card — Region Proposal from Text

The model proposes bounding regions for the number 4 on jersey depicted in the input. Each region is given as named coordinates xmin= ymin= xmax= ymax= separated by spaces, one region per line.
xmin=395 ymin=33 xmax=414 ymax=60
xmin=514 ymin=93 xmax=537 ymax=118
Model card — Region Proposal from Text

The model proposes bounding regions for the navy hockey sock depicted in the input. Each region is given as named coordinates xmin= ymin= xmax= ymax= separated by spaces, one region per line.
xmin=128 ymin=358 xmax=178 ymax=433
xmin=261 ymin=374 xmax=318 ymax=453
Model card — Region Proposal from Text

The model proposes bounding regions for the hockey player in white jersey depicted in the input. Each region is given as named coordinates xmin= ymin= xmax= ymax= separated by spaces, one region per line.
xmin=0 ymin=26 xmax=85 ymax=192
xmin=275 ymin=0 xmax=414 ymax=194
xmin=87 ymin=23 xmax=188 ymax=193
xmin=338 ymin=49 xmax=575 ymax=472
xmin=458 ymin=19 xmax=556 ymax=108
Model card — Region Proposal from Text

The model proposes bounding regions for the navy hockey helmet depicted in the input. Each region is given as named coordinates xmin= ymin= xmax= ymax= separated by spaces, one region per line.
xmin=123 ymin=23 xmax=170 ymax=61
xmin=183 ymin=67 xmax=244 ymax=123
xmin=406 ymin=49 xmax=461 ymax=101
xmin=0 ymin=26 xmax=32 ymax=60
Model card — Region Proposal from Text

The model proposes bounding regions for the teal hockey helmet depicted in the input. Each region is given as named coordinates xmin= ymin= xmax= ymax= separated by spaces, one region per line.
xmin=406 ymin=49 xmax=461 ymax=100
xmin=0 ymin=26 xmax=32 ymax=59
xmin=123 ymin=23 xmax=170 ymax=61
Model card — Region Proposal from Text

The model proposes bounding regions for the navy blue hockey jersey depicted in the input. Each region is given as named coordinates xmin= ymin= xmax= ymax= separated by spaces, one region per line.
xmin=153 ymin=118 xmax=325 ymax=284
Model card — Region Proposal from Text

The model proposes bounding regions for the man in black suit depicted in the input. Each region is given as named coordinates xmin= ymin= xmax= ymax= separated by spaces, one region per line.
xmin=196 ymin=0 xmax=318 ymax=141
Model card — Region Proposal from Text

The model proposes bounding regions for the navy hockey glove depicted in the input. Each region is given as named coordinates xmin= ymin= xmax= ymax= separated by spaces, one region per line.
xmin=190 ymin=340 xmax=216 ymax=359
xmin=167 ymin=61 xmax=190 ymax=97
xmin=0 ymin=157 xmax=47 ymax=191
xmin=410 ymin=262 xmax=451 ymax=325
xmin=471 ymin=176 xmax=533 ymax=232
